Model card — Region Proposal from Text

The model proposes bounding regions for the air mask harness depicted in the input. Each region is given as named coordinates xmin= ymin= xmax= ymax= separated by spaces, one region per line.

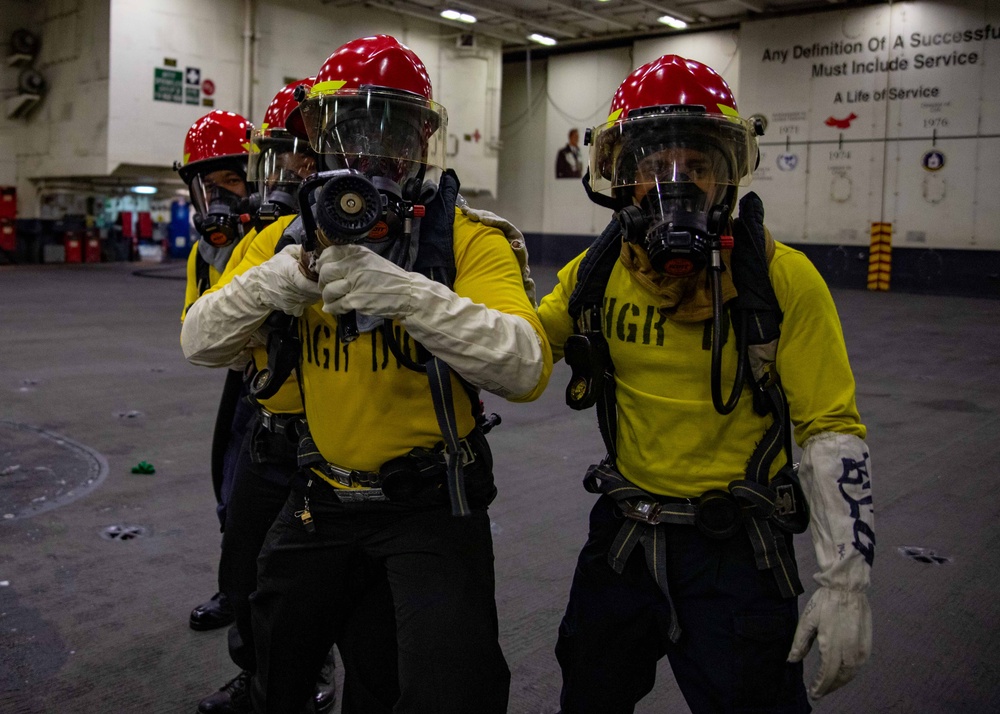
xmin=565 ymin=188 xmax=809 ymax=641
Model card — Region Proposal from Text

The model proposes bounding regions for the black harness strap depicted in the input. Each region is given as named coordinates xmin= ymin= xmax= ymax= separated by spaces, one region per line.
xmin=195 ymin=250 xmax=212 ymax=298
xmin=567 ymin=218 xmax=624 ymax=462
xmin=427 ymin=356 xmax=471 ymax=516
xmin=568 ymin=195 xmax=805 ymax=608
xmin=413 ymin=169 xmax=459 ymax=289
xmin=389 ymin=169 xmax=480 ymax=516
xmin=727 ymin=192 xmax=803 ymax=597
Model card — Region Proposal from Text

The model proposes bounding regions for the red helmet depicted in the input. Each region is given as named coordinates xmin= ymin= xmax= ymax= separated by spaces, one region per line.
xmin=588 ymin=55 xmax=759 ymax=203
xmin=176 ymin=110 xmax=252 ymax=185
xmin=176 ymin=111 xmax=253 ymax=247
xmin=297 ymin=35 xmax=447 ymax=186
xmin=262 ymin=77 xmax=314 ymax=138
xmin=310 ymin=34 xmax=432 ymax=102
xmin=249 ymin=78 xmax=318 ymax=216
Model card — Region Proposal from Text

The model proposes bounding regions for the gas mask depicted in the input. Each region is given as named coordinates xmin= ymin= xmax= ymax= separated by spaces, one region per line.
xmin=258 ymin=187 xmax=297 ymax=223
xmin=193 ymin=188 xmax=246 ymax=247
xmin=617 ymin=182 xmax=731 ymax=277
xmin=296 ymin=169 xmax=424 ymax=343
xmin=253 ymin=145 xmax=318 ymax=225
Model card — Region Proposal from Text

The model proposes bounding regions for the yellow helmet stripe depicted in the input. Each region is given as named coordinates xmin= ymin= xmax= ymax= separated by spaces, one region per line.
xmin=308 ymin=80 xmax=347 ymax=98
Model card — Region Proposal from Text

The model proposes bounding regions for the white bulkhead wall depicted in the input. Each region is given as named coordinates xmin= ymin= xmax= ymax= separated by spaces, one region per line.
xmin=108 ymin=0 xmax=244 ymax=170
xmin=9 ymin=0 xmax=503 ymax=215
xmin=107 ymin=0 xmax=502 ymax=193
xmin=0 ymin=0 xmax=37 ymax=186
xmin=8 ymin=0 xmax=111 ymax=212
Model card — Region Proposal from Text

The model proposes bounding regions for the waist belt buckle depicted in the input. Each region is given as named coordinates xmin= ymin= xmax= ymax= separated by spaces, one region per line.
xmin=623 ymin=499 xmax=661 ymax=525
xmin=322 ymin=462 xmax=354 ymax=488
xmin=259 ymin=408 xmax=275 ymax=433
xmin=260 ymin=408 xmax=291 ymax=435
xmin=458 ymin=439 xmax=476 ymax=466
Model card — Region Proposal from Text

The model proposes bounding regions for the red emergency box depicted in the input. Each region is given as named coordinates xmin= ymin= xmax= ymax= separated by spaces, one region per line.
xmin=84 ymin=230 xmax=101 ymax=262
xmin=0 ymin=187 xmax=16 ymax=220
xmin=63 ymin=232 xmax=83 ymax=263
xmin=0 ymin=220 xmax=14 ymax=252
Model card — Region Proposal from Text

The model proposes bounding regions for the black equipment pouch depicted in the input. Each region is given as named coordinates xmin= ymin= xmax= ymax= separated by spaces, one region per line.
xmin=768 ymin=464 xmax=810 ymax=534
xmin=249 ymin=412 xmax=301 ymax=468
xmin=249 ymin=312 xmax=300 ymax=401
xmin=564 ymin=331 xmax=607 ymax=411
xmin=695 ymin=490 xmax=743 ymax=539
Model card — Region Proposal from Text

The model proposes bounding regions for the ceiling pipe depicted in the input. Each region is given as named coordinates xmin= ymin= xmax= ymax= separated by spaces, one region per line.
xmin=545 ymin=0 xmax=635 ymax=30
xmin=363 ymin=1 xmax=528 ymax=45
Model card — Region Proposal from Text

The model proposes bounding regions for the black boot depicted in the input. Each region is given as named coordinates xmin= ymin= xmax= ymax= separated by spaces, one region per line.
xmin=189 ymin=591 xmax=235 ymax=631
xmin=197 ymin=670 xmax=252 ymax=714
xmin=313 ymin=651 xmax=337 ymax=713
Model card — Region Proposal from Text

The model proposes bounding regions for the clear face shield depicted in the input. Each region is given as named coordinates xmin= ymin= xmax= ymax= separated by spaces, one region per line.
xmin=294 ymin=89 xmax=449 ymax=344
xmin=248 ymin=132 xmax=318 ymax=218
xmin=299 ymin=88 xmax=447 ymax=198
xmin=187 ymin=164 xmax=249 ymax=247
xmin=589 ymin=111 xmax=757 ymax=276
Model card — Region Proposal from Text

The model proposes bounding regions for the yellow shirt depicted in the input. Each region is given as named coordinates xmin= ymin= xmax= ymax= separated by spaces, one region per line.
xmin=537 ymin=240 xmax=866 ymax=498
xmin=182 ymin=225 xmax=303 ymax=414
xmin=182 ymin=241 xmax=224 ymax=321
xmin=210 ymin=209 xmax=551 ymax=471
xmin=181 ymin=230 xmax=260 ymax=321
xmin=227 ymin=217 xmax=303 ymax=415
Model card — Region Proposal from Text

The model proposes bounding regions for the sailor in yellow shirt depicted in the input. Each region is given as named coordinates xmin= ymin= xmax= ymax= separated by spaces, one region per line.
xmin=538 ymin=56 xmax=873 ymax=714
xmin=175 ymin=109 xmax=258 ymax=637
xmin=192 ymin=78 xmax=345 ymax=714
xmin=182 ymin=36 xmax=551 ymax=714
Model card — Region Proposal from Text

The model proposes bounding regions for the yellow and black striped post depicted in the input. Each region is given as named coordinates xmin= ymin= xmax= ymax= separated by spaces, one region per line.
xmin=868 ymin=222 xmax=892 ymax=291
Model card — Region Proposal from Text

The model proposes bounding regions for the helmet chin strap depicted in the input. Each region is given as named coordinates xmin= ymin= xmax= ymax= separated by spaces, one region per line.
xmin=581 ymin=169 xmax=628 ymax=211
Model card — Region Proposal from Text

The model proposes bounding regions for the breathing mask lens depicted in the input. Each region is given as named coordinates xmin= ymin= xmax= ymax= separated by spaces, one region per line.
xmin=313 ymin=101 xmax=427 ymax=185
xmin=189 ymin=174 xmax=247 ymax=248
xmin=619 ymin=146 xmax=733 ymax=277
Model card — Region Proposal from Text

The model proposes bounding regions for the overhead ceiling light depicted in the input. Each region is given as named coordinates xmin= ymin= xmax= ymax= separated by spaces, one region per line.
xmin=658 ymin=15 xmax=688 ymax=29
xmin=528 ymin=33 xmax=557 ymax=46
xmin=130 ymin=185 xmax=157 ymax=195
xmin=441 ymin=9 xmax=477 ymax=23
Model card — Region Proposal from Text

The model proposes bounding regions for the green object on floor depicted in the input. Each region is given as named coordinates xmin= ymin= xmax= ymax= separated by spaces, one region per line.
xmin=131 ymin=461 xmax=156 ymax=475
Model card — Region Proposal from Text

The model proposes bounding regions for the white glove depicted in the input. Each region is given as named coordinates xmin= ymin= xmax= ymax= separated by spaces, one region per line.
xmin=182 ymin=245 xmax=321 ymax=367
xmin=252 ymin=244 xmax=323 ymax=316
xmin=316 ymin=243 xmax=543 ymax=398
xmin=787 ymin=431 xmax=874 ymax=699
xmin=317 ymin=243 xmax=418 ymax=320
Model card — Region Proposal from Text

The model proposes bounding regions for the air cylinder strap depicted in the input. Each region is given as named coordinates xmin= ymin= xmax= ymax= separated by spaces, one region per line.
xmin=427 ymin=355 xmax=471 ymax=517
xmin=583 ymin=461 xmax=683 ymax=643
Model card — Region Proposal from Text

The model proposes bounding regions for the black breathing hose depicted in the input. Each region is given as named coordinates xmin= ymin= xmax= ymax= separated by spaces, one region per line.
xmin=709 ymin=257 xmax=748 ymax=415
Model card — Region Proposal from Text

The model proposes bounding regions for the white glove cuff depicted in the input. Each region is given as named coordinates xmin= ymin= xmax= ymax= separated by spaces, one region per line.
xmin=800 ymin=431 xmax=874 ymax=592
xmin=400 ymin=277 xmax=544 ymax=399
xmin=181 ymin=268 xmax=273 ymax=367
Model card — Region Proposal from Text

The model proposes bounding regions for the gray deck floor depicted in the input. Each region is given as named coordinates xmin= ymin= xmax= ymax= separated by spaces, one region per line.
xmin=1 ymin=259 xmax=999 ymax=713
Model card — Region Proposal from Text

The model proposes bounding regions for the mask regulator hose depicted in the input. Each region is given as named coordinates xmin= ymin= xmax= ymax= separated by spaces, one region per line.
xmin=706 ymin=206 xmax=748 ymax=415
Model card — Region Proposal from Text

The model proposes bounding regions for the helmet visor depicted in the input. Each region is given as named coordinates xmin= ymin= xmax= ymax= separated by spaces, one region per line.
xmin=188 ymin=167 xmax=248 ymax=221
xmin=299 ymin=88 xmax=447 ymax=185
xmin=589 ymin=112 xmax=757 ymax=198
xmin=248 ymin=132 xmax=318 ymax=209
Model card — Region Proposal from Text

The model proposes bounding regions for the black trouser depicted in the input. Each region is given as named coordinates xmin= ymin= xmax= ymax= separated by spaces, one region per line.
xmin=220 ymin=412 xmax=398 ymax=714
xmin=219 ymin=414 xmax=299 ymax=673
xmin=556 ymin=495 xmax=811 ymax=714
xmin=216 ymin=391 xmax=256 ymax=528
xmin=249 ymin=434 xmax=509 ymax=714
